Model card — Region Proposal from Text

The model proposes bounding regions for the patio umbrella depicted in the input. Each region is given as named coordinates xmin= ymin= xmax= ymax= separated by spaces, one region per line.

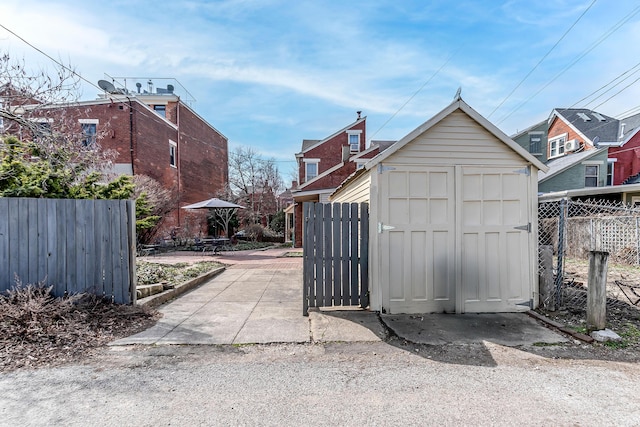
xmin=181 ymin=197 xmax=245 ymax=238
xmin=181 ymin=198 xmax=245 ymax=210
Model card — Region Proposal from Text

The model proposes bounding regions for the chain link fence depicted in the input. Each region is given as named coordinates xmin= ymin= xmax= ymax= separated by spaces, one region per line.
xmin=538 ymin=199 xmax=640 ymax=317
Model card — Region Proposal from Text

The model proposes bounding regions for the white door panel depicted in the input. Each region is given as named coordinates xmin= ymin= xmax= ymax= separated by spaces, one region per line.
xmin=380 ymin=166 xmax=456 ymax=314
xmin=460 ymin=166 xmax=531 ymax=312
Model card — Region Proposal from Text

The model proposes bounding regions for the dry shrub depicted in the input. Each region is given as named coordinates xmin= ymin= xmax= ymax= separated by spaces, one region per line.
xmin=0 ymin=283 xmax=158 ymax=372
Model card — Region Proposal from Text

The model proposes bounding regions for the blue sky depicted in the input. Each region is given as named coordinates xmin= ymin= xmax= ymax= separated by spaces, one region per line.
xmin=3 ymin=0 xmax=640 ymax=177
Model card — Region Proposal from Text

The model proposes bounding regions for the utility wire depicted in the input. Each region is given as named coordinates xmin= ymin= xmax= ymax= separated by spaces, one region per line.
xmin=368 ymin=48 xmax=459 ymax=142
xmin=497 ymin=3 xmax=640 ymax=126
xmin=592 ymin=75 xmax=640 ymax=110
xmin=488 ymin=0 xmax=597 ymax=118
xmin=570 ymin=59 xmax=640 ymax=108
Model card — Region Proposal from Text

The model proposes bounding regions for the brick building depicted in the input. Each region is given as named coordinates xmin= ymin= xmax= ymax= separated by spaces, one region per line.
xmin=291 ymin=112 xmax=393 ymax=247
xmin=2 ymin=78 xmax=228 ymax=240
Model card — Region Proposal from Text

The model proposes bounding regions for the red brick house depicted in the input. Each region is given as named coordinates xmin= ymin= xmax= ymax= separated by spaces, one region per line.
xmin=3 ymin=78 xmax=228 ymax=240
xmin=546 ymin=108 xmax=640 ymax=187
xmin=291 ymin=112 xmax=392 ymax=247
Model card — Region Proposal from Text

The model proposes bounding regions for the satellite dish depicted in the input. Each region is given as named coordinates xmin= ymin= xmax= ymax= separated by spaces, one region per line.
xmin=593 ymin=135 xmax=600 ymax=148
xmin=98 ymin=80 xmax=116 ymax=93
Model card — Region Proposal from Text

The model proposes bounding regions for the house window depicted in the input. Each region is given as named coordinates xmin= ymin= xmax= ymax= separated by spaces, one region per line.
xmin=81 ymin=123 xmax=97 ymax=147
xmin=346 ymin=130 xmax=362 ymax=153
xmin=585 ymin=165 xmax=599 ymax=187
xmin=169 ymin=140 xmax=177 ymax=167
xmin=607 ymin=161 xmax=615 ymax=186
xmin=305 ymin=162 xmax=318 ymax=182
xmin=78 ymin=119 xmax=98 ymax=147
xmin=154 ymin=105 xmax=166 ymax=118
xmin=36 ymin=121 xmax=51 ymax=139
xmin=549 ymin=133 xmax=567 ymax=159
xmin=349 ymin=134 xmax=359 ymax=153
xmin=529 ymin=132 xmax=543 ymax=154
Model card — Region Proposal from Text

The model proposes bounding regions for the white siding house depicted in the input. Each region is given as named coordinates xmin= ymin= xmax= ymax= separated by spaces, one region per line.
xmin=331 ymin=97 xmax=548 ymax=314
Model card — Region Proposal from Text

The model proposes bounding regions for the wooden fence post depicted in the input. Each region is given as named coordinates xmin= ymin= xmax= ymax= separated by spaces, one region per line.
xmin=587 ymin=250 xmax=609 ymax=331
xmin=539 ymin=245 xmax=554 ymax=311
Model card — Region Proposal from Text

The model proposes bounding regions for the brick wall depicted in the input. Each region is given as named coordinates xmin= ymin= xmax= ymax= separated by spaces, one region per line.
xmin=298 ymin=119 xmax=366 ymax=184
xmin=14 ymin=98 xmax=228 ymax=241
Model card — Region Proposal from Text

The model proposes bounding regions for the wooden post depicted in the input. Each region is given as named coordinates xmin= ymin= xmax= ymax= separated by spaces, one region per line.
xmin=539 ymin=245 xmax=554 ymax=311
xmin=587 ymin=250 xmax=609 ymax=331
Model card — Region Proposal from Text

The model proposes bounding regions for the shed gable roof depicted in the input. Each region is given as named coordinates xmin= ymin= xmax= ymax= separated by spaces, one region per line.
xmin=363 ymin=98 xmax=548 ymax=172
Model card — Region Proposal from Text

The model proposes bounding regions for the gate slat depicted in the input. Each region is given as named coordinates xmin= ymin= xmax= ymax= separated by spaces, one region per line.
xmin=361 ymin=203 xmax=369 ymax=308
xmin=341 ymin=203 xmax=350 ymax=305
xmin=323 ymin=203 xmax=332 ymax=306
xmin=332 ymin=203 xmax=342 ymax=305
xmin=300 ymin=202 xmax=314 ymax=316
xmin=314 ymin=203 xmax=324 ymax=308
xmin=350 ymin=203 xmax=359 ymax=305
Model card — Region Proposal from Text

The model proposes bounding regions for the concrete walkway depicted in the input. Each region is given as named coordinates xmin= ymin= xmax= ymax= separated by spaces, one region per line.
xmin=113 ymin=247 xmax=566 ymax=347
xmin=113 ymin=248 xmax=383 ymax=345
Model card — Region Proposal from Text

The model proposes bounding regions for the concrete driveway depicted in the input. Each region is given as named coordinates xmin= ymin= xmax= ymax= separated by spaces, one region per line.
xmin=114 ymin=247 xmax=566 ymax=347
xmin=113 ymin=248 xmax=383 ymax=345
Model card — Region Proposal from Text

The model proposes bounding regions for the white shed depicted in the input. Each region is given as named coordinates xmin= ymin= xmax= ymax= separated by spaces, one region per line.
xmin=331 ymin=98 xmax=549 ymax=314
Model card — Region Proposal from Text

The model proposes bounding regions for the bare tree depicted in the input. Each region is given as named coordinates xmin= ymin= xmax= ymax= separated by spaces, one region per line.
xmin=228 ymin=146 xmax=283 ymax=227
xmin=0 ymin=54 xmax=116 ymax=175
xmin=208 ymin=184 xmax=239 ymax=238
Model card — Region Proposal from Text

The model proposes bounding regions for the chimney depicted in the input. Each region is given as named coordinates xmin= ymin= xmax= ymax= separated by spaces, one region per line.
xmin=342 ymin=145 xmax=351 ymax=162
xmin=620 ymin=123 xmax=626 ymax=139
xmin=291 ymin=180 xmax=298 ymax=189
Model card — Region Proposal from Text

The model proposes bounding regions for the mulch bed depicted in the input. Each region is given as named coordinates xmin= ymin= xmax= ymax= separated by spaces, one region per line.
xmin=0 ymin=285 xmax=159 ymax=372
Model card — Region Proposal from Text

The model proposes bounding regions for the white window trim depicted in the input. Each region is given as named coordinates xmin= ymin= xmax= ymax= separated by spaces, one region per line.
xmin=584 ymin=163 xmax=599 ymax=188
xmin=528 ymin=131 xmax=543 ymax=154
xmin=78 ymin=118 xmax=99 ymax=124
xmin=169 ymin=139 xmax=177 ymax=168
xmin=607 ymin=159 xmax=615 ymax=186
xmin=549 ymin=132 xmax=568 ymax=159
xmin=303 ymin=158 xmax=319 ymax=183
xmin=355 ymin=159 xmax=367 ymax=170
xmin=632 ymin=196 xmax=640 ymax=207
xmin=346 ymin=130 xmax=362 ymax=153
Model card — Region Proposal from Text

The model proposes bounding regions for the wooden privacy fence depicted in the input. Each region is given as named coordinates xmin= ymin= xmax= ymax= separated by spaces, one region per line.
xmin=0 ymin=198 xmax=136 ymax=304
xmin=303 ymin=202 xmax=369 ymax=315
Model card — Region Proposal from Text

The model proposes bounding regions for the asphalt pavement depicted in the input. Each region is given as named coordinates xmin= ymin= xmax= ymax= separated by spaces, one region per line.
xmin=113 ymin=247 xmax=566 ymax=347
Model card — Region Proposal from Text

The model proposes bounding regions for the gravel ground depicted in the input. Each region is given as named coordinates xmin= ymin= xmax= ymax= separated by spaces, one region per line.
xmin=1 ymin=342 xmax=639 ymax=427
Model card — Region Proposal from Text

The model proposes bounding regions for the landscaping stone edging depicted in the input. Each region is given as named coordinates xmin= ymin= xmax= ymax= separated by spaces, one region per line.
xmin=136 ymin=266 xmax=226 ymax=308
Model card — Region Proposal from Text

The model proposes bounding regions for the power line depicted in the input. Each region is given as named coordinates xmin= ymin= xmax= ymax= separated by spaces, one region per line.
xmin=570 ymin=59 xmax=640 ymax=108
xmin=488 ymin=0 xmax=597 ymax=118
xmin=0 ymin=23 xmax=247 ymax=155
xmin=368 ymin=47 xmax=460 ymax=142
xmin=497 ymin=3 xmax=640 ymax=126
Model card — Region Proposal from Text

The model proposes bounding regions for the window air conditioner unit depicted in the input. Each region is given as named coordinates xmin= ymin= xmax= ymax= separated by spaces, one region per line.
xmin=565 ymin=139 xmax=579 ymax=152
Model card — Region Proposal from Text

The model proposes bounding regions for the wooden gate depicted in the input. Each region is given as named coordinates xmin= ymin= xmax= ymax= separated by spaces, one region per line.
xmin=303 ymin=202 xmax=369 ymax=315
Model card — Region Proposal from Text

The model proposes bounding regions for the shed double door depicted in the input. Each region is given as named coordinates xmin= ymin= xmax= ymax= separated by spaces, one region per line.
xmin=379 ymin=164 xmax=532 ymax=314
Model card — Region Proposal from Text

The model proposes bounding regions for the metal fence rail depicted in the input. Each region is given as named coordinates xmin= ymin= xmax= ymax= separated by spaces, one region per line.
xmin=0 ymin=198 xmax=136 ymax=304
xmin=302 ymin=202 xmax=369 ymax=315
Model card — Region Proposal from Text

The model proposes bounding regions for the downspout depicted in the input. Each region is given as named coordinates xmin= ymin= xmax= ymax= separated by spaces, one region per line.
xmin=127 ymin=98 xmax=135 ymax=175
xmin=176 ymin=100 xmax=181 ymax=227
